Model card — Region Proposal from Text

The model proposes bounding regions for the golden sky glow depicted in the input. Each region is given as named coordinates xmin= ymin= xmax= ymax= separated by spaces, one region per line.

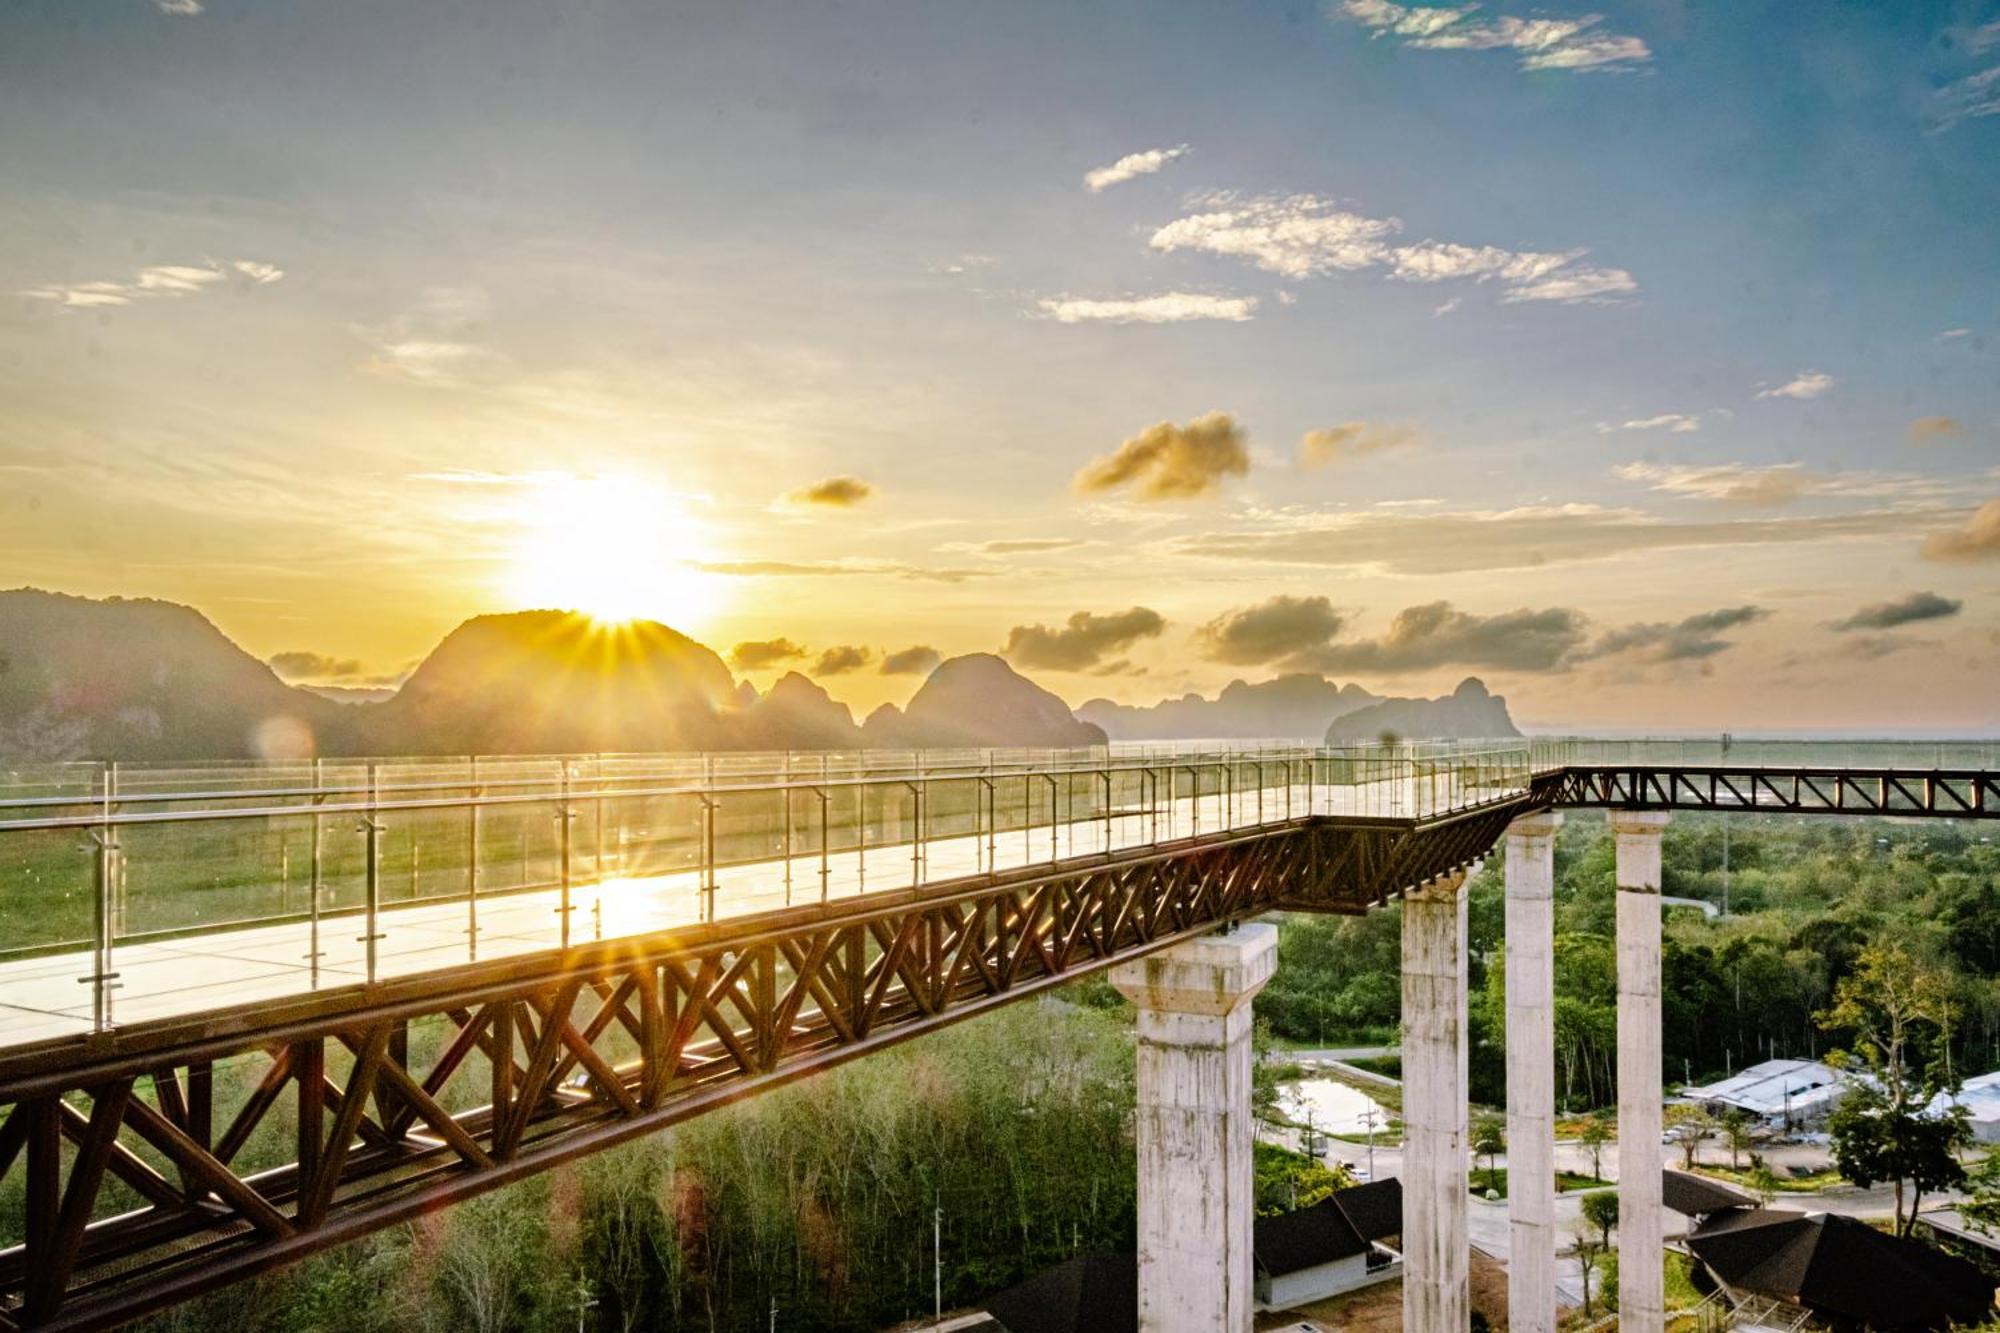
xmin=0 ymin=1 xmax=1995 ymax=732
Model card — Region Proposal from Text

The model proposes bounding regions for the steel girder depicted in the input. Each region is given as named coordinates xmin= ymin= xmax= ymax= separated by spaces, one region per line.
xmin=1552 ymin=766 xmax=1998 ymax=819
xmin=0 ymin=813 xmax=1508 ymax=1332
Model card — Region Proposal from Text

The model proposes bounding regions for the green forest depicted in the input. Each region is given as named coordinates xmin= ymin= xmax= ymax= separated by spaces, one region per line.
xmin=1261 ymin=812 xmax=2000 ymax=1108
xmin=126 ymin=811 xmax=1999 ymax=1330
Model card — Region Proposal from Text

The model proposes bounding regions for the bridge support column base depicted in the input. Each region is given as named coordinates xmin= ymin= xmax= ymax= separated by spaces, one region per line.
xmin=1403 ymin=868 xmax=1471 ymax=1333
xmin=1614 ymin=810 xmax=1671 ymax=1333
xmin=1111 ymin=923 xmax=1277 ymax=1333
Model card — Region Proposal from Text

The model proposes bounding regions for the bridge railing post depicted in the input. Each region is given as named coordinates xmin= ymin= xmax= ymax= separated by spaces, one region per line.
xmin=361 ymin=762 xmax=383 ymax=982
xmin=86 ymin=762 xmax=121 ymax=1033
xmin=698 ymin=789 xmax=717 ymax=923
xmin=558 ymin=763 xmax=576 ymax=946
xmin=466 ymin=755 xmax=480 ymax=960
xmin=817 ymin=787 xmax=831 ymax=903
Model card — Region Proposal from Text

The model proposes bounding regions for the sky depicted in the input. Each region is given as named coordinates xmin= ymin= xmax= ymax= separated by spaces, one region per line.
xmin=1 ymin=0 xmax=1996 ymax=733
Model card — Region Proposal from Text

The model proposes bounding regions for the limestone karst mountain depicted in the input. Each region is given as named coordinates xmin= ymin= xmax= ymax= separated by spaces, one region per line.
xmin=0 ymin=588 xmax=339 ymax=761
xmin=1077 ymin=673 xmax=1381 ymax=741
xmin=1321 ymin=677 xmax=1522 ymax=743
xmin=861 ymin=653 xmax=1107 ymax=749
xmin=0 ymin=592 xmax=1118 ymax=760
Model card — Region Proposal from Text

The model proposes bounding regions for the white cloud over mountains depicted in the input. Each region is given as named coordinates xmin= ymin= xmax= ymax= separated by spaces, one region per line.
xmin=1335 ymin=0 xmax=1651 ymax=72
xmin=1148 ymin=194 xmax=1635 ymax=304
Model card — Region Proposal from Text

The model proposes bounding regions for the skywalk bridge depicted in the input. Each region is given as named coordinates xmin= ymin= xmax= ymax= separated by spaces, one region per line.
xmin=0 ymin=739 xmax=1995 ymax=1331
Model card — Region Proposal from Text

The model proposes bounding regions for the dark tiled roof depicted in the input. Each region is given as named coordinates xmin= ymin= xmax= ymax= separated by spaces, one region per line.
xmin=1688 ymin=1209 xmax=1994 ymax=1330
xmin=1254 ymin=1180 xmax=1403 ymax=1278
xmin=1255 ymin=1197 xmax=1369 ymax=1277
xmin=1662 ymin=1168 xmax=1757 ymax=1217
xmin=1331 ymin=1177 xmax=1403 ymax=1242
xmin=982 ymin=1251 xmax=1137 ymax=1333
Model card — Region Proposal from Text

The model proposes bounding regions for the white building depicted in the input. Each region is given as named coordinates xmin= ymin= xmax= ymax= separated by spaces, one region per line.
xmin=1252 ymin=1179 xmax=1404 ymax=1311
xmin=1682 ymin=1059 xmax=1859 ymax=1129
xmin=1927 ymin=1070 xmax=2000 ymax=1142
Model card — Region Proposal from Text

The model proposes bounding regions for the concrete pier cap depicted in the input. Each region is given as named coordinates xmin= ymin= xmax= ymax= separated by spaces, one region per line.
xmin=1109 ymin=922 xmax=1278 ymax=1016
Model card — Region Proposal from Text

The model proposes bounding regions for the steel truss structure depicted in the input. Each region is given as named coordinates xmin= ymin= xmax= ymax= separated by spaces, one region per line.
xmin=4 ymin=758 xmax=1995 ymax=1330
xmin=0 ymin=811 xmax=1510 ymax=1333
xmin=1553 ymin=765 xmax=1998 ymax=819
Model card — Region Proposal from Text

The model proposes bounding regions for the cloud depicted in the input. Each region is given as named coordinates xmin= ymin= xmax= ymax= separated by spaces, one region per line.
xmin=1304 ymin=602 xmax=1590 ymax=673
xmin=812 ymin=645 xmax=873 ymax=676
xmin=1756 ymin=371 xmax=1836 ymax=400
xmin=1936 ymin=328 xmax=1972 ymax=342
xmin=1909 ymin=416 xmax=1964 ymax=443
xmin=268 ymin=651 xmax=367 ymax=681
xmin=1167 ymin=502 xmax=1956 ymax=575
xmin=1036 ymin=292 xmax=1257 ymax=324
xmin=1613 ymin=461 xmax=1939 ymax=508
xmin=729 ymin=638 xmax=810 ymax=670
xmin=22 ymin=258 xmax=281 ymax=309
xmin=1334 ymin=0 xmax=1651 ymax=71
xmin=156 ymin=0 xmax=203 ymax=13
xmin=1073 ymin=411 xmax=1250 ymax=501
xmin=1598 ymin=413 xmax=1702 ymax=434
xmin=1194 ymin=595 xmax=1345 ymax=666
xmin=1149 ymin=194 xmax=1635 ymax=304
xmin=1831 ymin=591 xmax=1963 ymax=632
xmin=1931 ymin=64 xmax=2000 ymax=133
xmin=366 ymin=340 xmax=492 ymax=384
xmin=783 ymin=476 xmax=874 ymax=508
xmin=1003 ymin=607 xmax=1167 ymax=671
xmin=1921 ymin=499 xmax=2000 ymax=562
xmin=1615 ymin=462 xmax=1817 ymax=507
xmin=1300 ymin=421 xmax=1421 ymax=466
xmin=959 ymin=537 xmax=1089 ymax=554
xmin=1084 ymin=144 xmax=1190 ymax=192
xmin=695 ymin=558 xmax=992 ymax=582
xmin=1576 ymin=606 xmax=1766 ymax=664
xmin=880 ymin=645 xmax=943 ymax=676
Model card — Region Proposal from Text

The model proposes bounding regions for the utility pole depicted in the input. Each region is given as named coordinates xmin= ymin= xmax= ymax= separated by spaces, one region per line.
xmin=934 ymin=1199 xmax=943 ymax=1325
xmin=573 ymin=1274 xmax=596 ymax=1333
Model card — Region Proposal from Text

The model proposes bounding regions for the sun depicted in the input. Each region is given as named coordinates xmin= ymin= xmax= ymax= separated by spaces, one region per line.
xmin=503 ymin=474 xmax=721 ymax=628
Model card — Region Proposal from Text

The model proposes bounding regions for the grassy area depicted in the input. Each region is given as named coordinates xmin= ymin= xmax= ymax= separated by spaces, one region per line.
xmin=1692 ymin=1162 xmax=1846 ymax=1193
xmin=1344 ymin=1053 xmax=1401 ymax=1078
xmin=1467 ymin=1169 xmax=1612 ymax=1200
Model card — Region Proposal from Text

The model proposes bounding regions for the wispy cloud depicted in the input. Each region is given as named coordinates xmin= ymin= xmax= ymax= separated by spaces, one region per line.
xmin=1931 ymin=64 xmax=2000 ymax=133
xmin=1149 ymin=193 xmax=1635 ymax=304
xmin=1909 ymin=415 xmax=1964 ymax=443
xmin=1597 ymin=413 xmax=1702 ymax=434
xmin=1936 ymin=327 xmax=1972 ymax=342
xmin=1615 ymin=461 xmax=1945 ymax=507
xmin=1300 ymin=421 xmax=1421 ymax=466
xmin=1755 ymin=370 xmax=1836 ymax=400
xmin=1084 ymin=144 xmax=1190 ymax=192
xmin=1334 ymin=0 xmax=1651 ymax=72
xmin=1166 ymin=501 xmax=1960 ymax=575
xmin=155 ymin=0 xmax=204 ymax=14
xmin=22 ymin=258 xmax=282 ymax=309
xmin=1036 ymin=292 xmax=1257 ymax=324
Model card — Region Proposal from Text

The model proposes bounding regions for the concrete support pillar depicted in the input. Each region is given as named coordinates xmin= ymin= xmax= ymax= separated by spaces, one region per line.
xmin=1402 ymin=869 xmax=1470 ymax=1333
xmin=1505 ymin=812 xmax=1562 ymax=1333
xmin=1613 ymin=811 xmax=1671 ymax=1333
xmin=1110 ymin=923 xmax=1277 ymax=1333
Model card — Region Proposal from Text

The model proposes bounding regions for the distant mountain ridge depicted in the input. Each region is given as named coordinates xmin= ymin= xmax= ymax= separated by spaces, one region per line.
xmin=1077 ymin=673 xmax=1381 ymax=740
xmin=0 ymin=590 xmax=1107 ymax=761
xmin=1322 ymin=677 xmax=1522 ymax=743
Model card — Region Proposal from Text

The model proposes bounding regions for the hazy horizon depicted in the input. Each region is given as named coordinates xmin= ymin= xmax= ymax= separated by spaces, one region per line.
xmin=3 ymin=1 xmax=1995 ymax=735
